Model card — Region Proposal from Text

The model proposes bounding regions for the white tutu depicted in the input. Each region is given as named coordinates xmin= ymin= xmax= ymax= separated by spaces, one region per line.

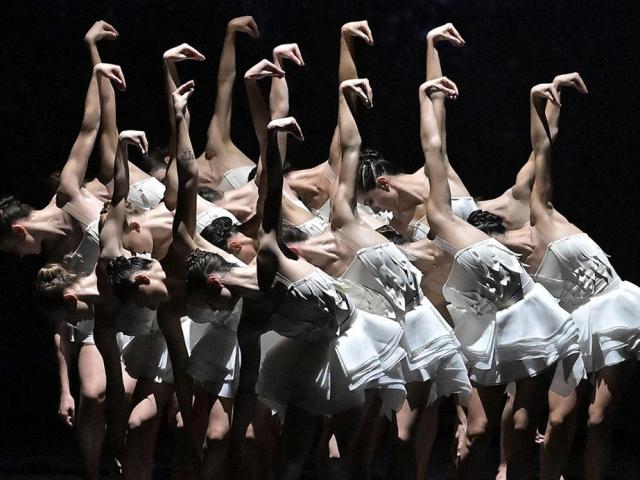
xmin=443 ymin=238 xmax=584 ymax=395
xmin=534 ymin=233 xmax=640 ymax=373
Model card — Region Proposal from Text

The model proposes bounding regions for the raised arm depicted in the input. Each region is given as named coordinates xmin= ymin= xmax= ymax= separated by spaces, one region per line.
xmin=425 ymin=23 xmax=469 ymax=195
xmin=257 ymin=118 xmax=304 ymax=289
xmin=172 ymin=81 xmax=199 ymax=242
xmin=162 ymin=44 xmax=205 ymax=210
xmin=270 ymin=44 xmax=304 ymax=158
xmin=84 ymin=20 xmax=118 ymax=66
xmin=204 ymin=16 xmax=259 ymax=157
xmin=331 ymin=79 xmax=373 ymax=230
xmin=530 ymin=74 xmax=587 ymax=225
xmin=100 ymin=131 xmax=148 ymax=259
xmin=57 ymin=64 xmax=124 ymax=204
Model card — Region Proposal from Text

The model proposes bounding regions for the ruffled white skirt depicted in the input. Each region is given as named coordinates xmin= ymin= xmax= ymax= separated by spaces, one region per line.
xmin=256 ymin=308 xmax=405 ymax=418
xmin=449 ymin=283 xmax=585 ymax=395
xmin=122 ymin=316 xmax=241 ymax=397
xmin=571 ymin=280 xmax=640 ymax=373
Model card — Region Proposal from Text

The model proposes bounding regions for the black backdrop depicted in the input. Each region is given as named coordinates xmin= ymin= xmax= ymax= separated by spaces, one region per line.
xmin=1 ymin=0 xmax=639 ymax=475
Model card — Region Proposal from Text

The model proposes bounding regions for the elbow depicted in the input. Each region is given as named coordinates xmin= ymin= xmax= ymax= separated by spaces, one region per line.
xmin=422 ymin=134 xmax=442 ymax=157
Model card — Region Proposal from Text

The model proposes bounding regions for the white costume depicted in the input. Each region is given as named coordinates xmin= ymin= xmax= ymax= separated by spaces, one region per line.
xmin=127 ymin=177 xmax=166 ymax=211
xmin=196 ymin=207 xmax=240 ymax=234
xmin=533 ymin=232 xmax=640 ymax=372
xmin=439 ymin=237 xmax=584 ymax=394
xmin=217 ymin=166 xmax=255 ymax=192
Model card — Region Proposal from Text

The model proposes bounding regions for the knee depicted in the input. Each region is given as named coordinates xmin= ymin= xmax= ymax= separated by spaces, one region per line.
xmin=207 ymin=422 xmax=230 ymax=442
xmin=396 ymin=424 xmax=412 ymax=443
xmin=245 ymin=423 xmax=256 ymax=440
xmin=80 ymin=383 xmax=106 ymax=403
xmin=466 ymin=416 xmax=490 ymax=440
xmin=512 ymin=408 xmax=531 ymax=432
xmin=547 ymin=410 xmax=568 ymax=431
xmin=128 ymin=414 xmax=143 ymax=430
xmin=587 ymin=405 xmax=609 ymax=430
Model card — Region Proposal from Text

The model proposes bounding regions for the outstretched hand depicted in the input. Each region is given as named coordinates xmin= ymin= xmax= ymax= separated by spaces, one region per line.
xmin=420 ymin=76 xmax=459 ymax=99
xmin=340 ymin=78 xmax=374 ymax=108
xmin=273 ymin=43 xmax=305 ymax=67
xmin=267 ymin=117 xmax=304 ymax=141
xmin=94 ymin=63 xmax=126 ymax=91
xmin=118 ymin=130 xmax=148 ymax=155
xmin=172 ymin=80 xmax=195 ymax=118
xmin=553 ymin=72 xmax=588 ymax=94
xmin=228 ymin=16 xmax=260 ymax=39
xmin=341 ymin=20 xmax=374 ymax=46
xmin=85 ymin=20 xmax=119 ymax=43
xmin=244 ymin=59 xmax=285 ymax=80
xmin=531 ymin=83 xmax=561 ymax=106
xmin=427 ymin=23 xmax=465 ymax=47
xmin=163 ymin=43 xmax=206 ymax=63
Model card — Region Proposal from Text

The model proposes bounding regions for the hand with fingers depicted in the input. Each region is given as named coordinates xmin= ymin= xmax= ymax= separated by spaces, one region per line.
xmin=163 ymin=43 xmax=206 ymax=64
xmin=531 ymin=82 xmax=561 ymax=106
xmin=267 ymin=117 xmax=304 ymax=141
xmin=426 ymin=23 xmax=465 ymax=47
xmin=273 ymin=43 xmax=305 ymax=67
xmin=118 ymin=130 xmax=149 ymax=155
xmin=94 ymin=63 xmax=126 ymax=91
xmin=340 ymin=78 xmax=374 ymax=108
xmin=58 ymin=394 xmax=76 ymax=428
xmin=244 ymin=59 xmax=285 ymax=80
xmin=84 ymin=20 xmax=119 ymax=44
xmin=172 ymin=80 xmax=196 ymax=118
xmin=228 ymin=15 xmax=260 ymax=39
xmin=553 ymin=72 xmax=588 ymax=94
xmin=341 ymin=20 xmax=374 ymax=46
xmin=420 ymin=76 xmax=459 ymax=99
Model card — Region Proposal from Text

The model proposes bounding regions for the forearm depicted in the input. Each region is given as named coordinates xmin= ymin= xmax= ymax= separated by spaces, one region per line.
xmin=270 ymin=56 xmax=289 ymax=157
xmin=175 ymin=116 xmax=198 ymax=234
xmin=530 ymin=95 xmax=553 ymax=210
xmin=426 ymin=36 xmax=449 ymax=163
xmin=245 ymin=78 xmax=269 ymax=158
xmin=261 ymin=130 xmax=284 ymax=234
xmin=338 ymin=34 xmax=358 ymax=84
xmin=85 ymin=39 xmax=102 ymax=67
xmin=421 ymin=93 xmax=450 ymax=212
xmin=206 ymin=29 xmax=237 ymax=150
xmin=54 ymin=326 xmax=72 ymax=397
xmin=97 ymin=72 xmax=118 ymax=184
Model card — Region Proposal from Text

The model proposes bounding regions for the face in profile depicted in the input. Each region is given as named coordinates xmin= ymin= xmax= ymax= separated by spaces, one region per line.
xmin=0 ymin=226 xmax=41 ymax=257
xmin=226 ymin=232 xmax=257 ymax=264
xmin=358 ymin=180 xmax=399 ymax=215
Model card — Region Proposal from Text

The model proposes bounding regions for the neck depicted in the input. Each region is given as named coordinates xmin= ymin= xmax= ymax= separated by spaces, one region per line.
xmin=225 ymin=264 xmax=259 ymax=292
xmin=392 ymin=171 xmax=429 ymax=208
xmin=28 ymin=206 xmax=71 ymax=241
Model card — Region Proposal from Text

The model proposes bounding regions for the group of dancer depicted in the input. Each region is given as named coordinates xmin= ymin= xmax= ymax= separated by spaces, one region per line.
xmin=1 ymin=16 xmax=638 ymax=480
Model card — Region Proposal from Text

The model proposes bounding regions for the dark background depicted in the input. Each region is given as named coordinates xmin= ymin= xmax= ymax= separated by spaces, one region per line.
xmin=1 ymin=0 xmax=639 ymax=477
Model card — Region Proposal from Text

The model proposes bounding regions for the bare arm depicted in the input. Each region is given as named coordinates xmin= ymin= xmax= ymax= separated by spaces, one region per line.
xmin=54 ymin=321 xmax=75 ymax=428
xmin=270 ymin=44 xmax=304 ymax=159
xmin=100 ymin=131 xmax=148 ymax=258
xmin=204 ymin=16 xmax=259 ymax=158
xmin=530 ymin=74 xmax=587 ymax=225
xmin=257 ymin=119 xmax=304 ymax=290
xmin=162 ymin=44 xmax=205 ymax=210
xmin=172 ymin=82 xmax=199 ymax=242
xmin=331 ymin=79 xmax=373 ymax=230
xmin=425 ymin=24 xmax=469 ymax=195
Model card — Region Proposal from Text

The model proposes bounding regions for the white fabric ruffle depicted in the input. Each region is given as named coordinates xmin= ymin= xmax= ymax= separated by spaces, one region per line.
xmin=218 ymin=165 xmax=255 ymax=192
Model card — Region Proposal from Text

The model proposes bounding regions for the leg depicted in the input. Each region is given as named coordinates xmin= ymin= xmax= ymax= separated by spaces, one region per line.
xmin=352 ymin=391 xmax=386 ymax=480
xmin=508 ymin=367 xmax=556 ymax=480
xmin=280 ymin=404 xmax=323 ymax=480
xmin=330 ymin=403 xmax=368 ymax=479
xmin=123 ymin=380 xmax=173 ymax=480
xmin=243 ymin=401 xmax=280 ymax=480
xmin=77 ymin=344 xmax=108 ymax=480
xmin=496 ymin=392 xmax=514 ymax=480
xmin=200 ymin=396 xmax=234 ymax=480
xmin=414 ymin=397 xmax=441 ymax=480
xmin=585 ymin=360 xmax=636 ymax=480
xmin=456 ymin=384 xmax=506 ymax=480
xmin=540 ymin=380 xmax=588 ymax=480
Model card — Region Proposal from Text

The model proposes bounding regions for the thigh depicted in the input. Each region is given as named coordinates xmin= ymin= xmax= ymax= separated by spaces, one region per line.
xmin=78 ymin=344 xmax=106 ymax=396
xmin=590 ymin=361 xmax=636 ymax=417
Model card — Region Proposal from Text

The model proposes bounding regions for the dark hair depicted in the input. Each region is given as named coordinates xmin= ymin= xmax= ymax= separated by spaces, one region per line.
xmin=467 ymin=209 xmax=506 ymax=235
xmin=185 ymin=249 xmax=237 ymax=295
xmin=281 ymin=224 xmax=309 ymax=243
xmin=146 ymin=146 xmax=169 ymax=171
xmin=201 ymin=217 xmax=238 ymax=251
xmin=376 ymin=225 xmax=407 ymax=245
xmin=35 ymin=263 xmax=78 ymax=308
xmin=282 ymin=158 xmax=295 ymax=175
xmin=107 ymin=256 xmax=154 ymax=302
xmin=0 ymin=196 xmax=33 ymax=243
xmin=357 ymin=148 xmax=403 ymax=193
xmin=198 ymin=186 xmax=225 ymax=202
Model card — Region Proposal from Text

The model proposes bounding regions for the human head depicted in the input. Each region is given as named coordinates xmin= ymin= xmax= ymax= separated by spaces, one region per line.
xmin=0 ymin=196 xmax=38 ymax=256
xmin=467 ymin=209 xmax=506 ymax=236
xmin=200 ymin=217 xmax=256 ymax=264
xmin=185 ymin=248 xmax=239 ymax=309
xmin=35 ymin=263 xmax=91 ymax=323
xmin=356 ymin=148 xmax=403 ymax=214
xmin=108 ymin=255 xmax=168 ymax=307
xmin=146 ymin=146 xmax=169 ymax=182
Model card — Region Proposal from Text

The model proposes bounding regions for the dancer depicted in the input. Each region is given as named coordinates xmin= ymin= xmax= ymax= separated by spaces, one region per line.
xmin=420 ymin=76 xmax=583 ymax=480
xmin=526 ymin=74 xmax=640 ymax=480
